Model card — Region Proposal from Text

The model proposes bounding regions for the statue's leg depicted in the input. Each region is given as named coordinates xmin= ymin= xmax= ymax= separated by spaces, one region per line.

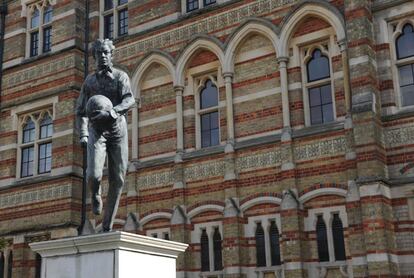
xmin=87 ymin=130 xmax=107 ymax=215
xmin=103 ymin=130 xmax=128 ymax=232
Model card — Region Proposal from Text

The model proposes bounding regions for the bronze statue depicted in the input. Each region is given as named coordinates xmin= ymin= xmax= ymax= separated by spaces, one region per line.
xmin=75 ymin=39 xmax=135 ymax=232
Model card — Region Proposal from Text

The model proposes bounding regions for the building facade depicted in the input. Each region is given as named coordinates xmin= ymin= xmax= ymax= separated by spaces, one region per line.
xmin=0 ymin=0 xmax=414 ymax=277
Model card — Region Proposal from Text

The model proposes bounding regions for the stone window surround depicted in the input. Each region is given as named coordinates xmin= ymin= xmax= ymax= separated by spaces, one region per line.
xmin=180 ymin=0 xmax=229 ymax=14
xmin=145 ymin=227 xmax=171 ymax=240
xmin=389 ymin=19 xmax=414 ymax=111
xmin=17 ymin=109 xmax=53 ymax=179
xmin=190 ymin=221 xmax=223 ymax=275
xmin=300 ymin=39 xmax=338 ymax=127
xmin=24 ymin=0 xmax=54 ymax=59
xmin=99 ymin=0 xmax=128 ymax=39
xmin=244 ymin=214 xmax=282 ymax=270
xmin=304 ymin=206 xmax=348 ymax=263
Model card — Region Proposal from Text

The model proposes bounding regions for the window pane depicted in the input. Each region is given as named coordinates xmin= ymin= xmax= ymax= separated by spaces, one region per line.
xmin=43 ymin=27 xmax=52 ymax=53
xmin=39 ymin=143 xmax=52 ymax=174
xmin=204 ymin=0 xmax=216 ymax=6
xmin=40 ymin=115 xmax=53 ymax=138
xmin=307 ymin=49 xmax=330 ymax=82
xmin=30 ymin=32 xmax=39 ymax=57
xmin=0 ymin=252 xmax=4 ymax=278
xmin=201 ymin=114 xmax=210 ymax=131
xmin=164 ymin=233 xmax=169 ymax=240
xmin=31 ymin=9 xmax=39 ymax=28
xmin=397 ymin=24 xmax=414 ymax=59
xmin=255 ymin=223 xmax=266 ymax=267
xmin=309 ymin=87 xmax=321 ymax=107
xmin=35 ymin=253 xmax=42 ymax=278
xmin=118 ymin=9 xmax=128 ymax=36
xmin=332 ymin=214 xmax=346 ymax=261
xmin=200 ymin=80 xmax=218 ymax=109
xmin=210 ymin=128 xmax=219 ymax=146
xmin=210 ymin=111 xmax=218 ymax=129
xmin=43 ymin=6 xmax=53 ymax=23
xmin=187 ymin=0 xmax=198 ymax=12
xmin=21 ymin=146 xmax=34 ymax=177
xmin=201 ymin=130 xmax=211 ymax=148
xmin=23 ymin=120 xmax=35 ymax=143
xmin=104 ymin=0 xmax=113 ymax=10
xmin=311 ymin=106 xmax=322 ymax=125
xmin=200 ymin=229 xmax=210 ymax=272
xmin=316 ymin=215 xmax=329 ymax=262
xmin=320 ymin=85 xmax=332 ymax=105
xmin=213 ymin=228 xmax=223 ymax=271
xmin=269 ymin=221 xmax=281 ymax=266
xmin=399 ymin=65 xmax=414 ymax=86
xmin=401 ymin=85 xmax=414 ymax=107
xmin=322 ymin=104 xmax=334 ymax=123
xmin=7 ymin=251 xmax=12 ymax=278
xmin=104 ymin=14 xmax=114 ymax=39
xmin=118 ymin=0 xmax=127 ymax=5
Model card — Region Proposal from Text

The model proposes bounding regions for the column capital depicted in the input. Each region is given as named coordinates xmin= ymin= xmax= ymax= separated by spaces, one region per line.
xmin=338 ymin=39 xmax=348 ymax=52
xmin=174 ymin=85 xmax=185 ymax=96
xmin=276 ymin=56 xmax=289 ymax=65
xmin=223 ymin=72 xmax=234 ymax=80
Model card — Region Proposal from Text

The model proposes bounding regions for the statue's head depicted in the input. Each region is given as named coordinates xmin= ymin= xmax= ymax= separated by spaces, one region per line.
xmin=92 ymin=39 xmax=115 ymax=70
xmin=86 ymin=95 xmax=113 ymax=119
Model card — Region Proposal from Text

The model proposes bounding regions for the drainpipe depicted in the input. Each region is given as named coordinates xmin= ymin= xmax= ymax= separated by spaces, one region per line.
xmin=0 ymin=0 xmax=8 ymax=104
xmin=78 ymin=0 xmax=90 ymax=235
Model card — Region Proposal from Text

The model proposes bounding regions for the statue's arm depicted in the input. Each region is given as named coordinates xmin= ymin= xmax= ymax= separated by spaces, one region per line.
xmin=112 ymin=72 xmax=136 ymax=117
xmin=75 ymin=82 xmax=89 ymax=140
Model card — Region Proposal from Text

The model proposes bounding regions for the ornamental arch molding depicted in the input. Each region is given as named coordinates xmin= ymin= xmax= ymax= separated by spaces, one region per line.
xmin=224 ymin=18 xmax=280 ymax=73
xmin=299 ymin=187 xmax=347 ymax=204
xmin=278 ymin=0 xmax=346 ymax=57
xmin=239 ymin=196 xmax=282 ymax=213
xmin=175 ymin=35 xmax=225 ymax=86
xmin=187 ymin=204 xmax=225 ymax=220
xmin=139 ymin=211 xmax=173 ymax=227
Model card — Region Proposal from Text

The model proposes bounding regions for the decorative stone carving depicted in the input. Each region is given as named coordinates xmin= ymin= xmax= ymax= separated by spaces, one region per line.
xmin=294 ymin=137 xmax=347 ymax=161
xmin=281 ymin=189 xmax=299 ymax=210
xmin=385 ymin=126 xmax=414 ymax=147
xmin=137 ymin=171 xmax=173 ymax=189
xmin=223 ymin=197 xmax=240 ymax=218
xmin=236 ymin=150 xmax=281 ymax=172
xmin=184 ymin=161 xmax=225 ymax=181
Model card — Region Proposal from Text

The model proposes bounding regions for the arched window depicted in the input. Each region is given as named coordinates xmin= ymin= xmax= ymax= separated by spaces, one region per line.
xmin=21 ymin=119 xmax=35 ymax=177
xmin=269 ymin=221 xmax=281 ymax=266
xmin=255 ymin=222 xmax=266 ymax=267
xmin=0 ymin=252 xmax=4 ymax=278
xmin=396 ymin=24 xmax=414 ymax=107
xmin=306 ymin=49 xmax=334 ymax=125
xmin=38 ymin=115 xmax=53 ymax=174
xmin=332 ymin=213 xmax=346 ymax=261
xmin=35 ymin=254 xmax=42 ymax=278
xmin=28 ymin=3 xmax=53 ymax=57
xmin=43 ymin=5 xmax=53 ymax=24
xmin=40 ymin=114 xmax=53 ymax=139
xmin=200 ymin=229 xmax=210 ymax=271
xmin=31 ymin=9 xmax=40 ymax=28
xmin=200 ymin=79 xmax=219 ymax=148
xmin=316 ymin=215 xmax=329 ymax=262
xmin=7 ymin=251 xmax=12 ymax=278
xmin=213 ymin=227 xmax=223 ymax=271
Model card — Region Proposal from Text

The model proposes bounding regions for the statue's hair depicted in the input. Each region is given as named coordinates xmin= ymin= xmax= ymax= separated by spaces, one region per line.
xmin=92 ymin=39 xmax=115 ymax=58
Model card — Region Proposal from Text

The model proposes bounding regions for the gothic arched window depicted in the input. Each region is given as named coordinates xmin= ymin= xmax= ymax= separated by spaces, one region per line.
xmin=0 ymin=252 xmax=4 ymax=278
xmin=35 ymin=254 xmax=42 ymax=278
xmin=332 ymin=213 xmax=346 ymax=261
xmin=7 ymin=251 xmax=12 ymax=278
xmin=255 ymin=222 xmax=266 ymax=267
xmin=396 ymin=24 xmax=414 ymax=107
xmin=21 ymin=119 xmax=35 ymax=177
xmin=316 ymin=215 xmax=329 ymax=262
xmin=200 ymin=229 xmax=210 ymax=271
xmin=200 ymin=79 xmax=219 ymax=148
xmin=269 ymin=221 xmax=281 ymax=266
xmin=396 ymin=24 xmax=414 ymax=60
xmin=213 ymin=227 xmax=223 ymax=271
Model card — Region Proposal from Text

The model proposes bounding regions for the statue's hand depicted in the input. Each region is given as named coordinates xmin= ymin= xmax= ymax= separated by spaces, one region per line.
xmin=91 ymin=110 xmax=110 ymax=122
xmin=80 ymin=136 xmax=88 ymax=146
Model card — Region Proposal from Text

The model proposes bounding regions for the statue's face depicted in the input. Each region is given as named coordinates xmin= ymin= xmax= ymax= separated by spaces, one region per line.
xmin=95 ymin=44 xmax=112 ymax=69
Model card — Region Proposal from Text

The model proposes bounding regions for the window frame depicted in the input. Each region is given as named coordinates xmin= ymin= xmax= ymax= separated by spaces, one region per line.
xmin=390 ymin=20 xmax=414 ymax=110
xmin=182 ymin=0 xmax=217 ymax=13
xmin=100 ymin=0 xmax=128 ymax=40
xmin=145 ymin=227 xmax=171 ymax=240
xmin=17 ymin=110 xmax=53 ymax=179
xmin=26 ymin=1 xmax=53 ymax=58
xmin=302 ymin=45 xmax=336 ymax=126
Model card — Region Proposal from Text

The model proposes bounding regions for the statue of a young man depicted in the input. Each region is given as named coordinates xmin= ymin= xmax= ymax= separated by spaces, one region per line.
xmin=76 ymin=39 xmax=135 ymax=232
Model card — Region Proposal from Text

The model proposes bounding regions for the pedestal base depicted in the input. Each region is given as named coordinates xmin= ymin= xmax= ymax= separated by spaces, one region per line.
xmin=30 ymin=231 xmax=188 ymax=278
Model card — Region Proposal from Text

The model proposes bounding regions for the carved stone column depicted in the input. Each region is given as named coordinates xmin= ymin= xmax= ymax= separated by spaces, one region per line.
xmin=223 ymin=72 xmax=235 ymax=152
xmin=276 ymin=57 xmax=291 ymax=129
xmin=175 ymin=85 xmax=185 ymax=153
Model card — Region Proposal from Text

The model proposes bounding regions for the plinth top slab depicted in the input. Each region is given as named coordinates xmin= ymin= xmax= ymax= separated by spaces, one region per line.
xmin=30 ymin=231 xmax=188 ymax=258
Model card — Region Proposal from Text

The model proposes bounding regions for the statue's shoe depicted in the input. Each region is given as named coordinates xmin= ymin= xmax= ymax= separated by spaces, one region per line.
xmin=92 ymin=195 xmax=103 ymax=215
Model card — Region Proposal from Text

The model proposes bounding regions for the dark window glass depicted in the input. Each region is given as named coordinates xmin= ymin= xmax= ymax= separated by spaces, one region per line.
xmin=201 ymin=112 xmax=219 ymax=148
xmin=200 ymin=80 xmax=218 ymax=109
xmin=213 ymin=227 xmax=223 ymax=271
xmin=104 ymin=14 xmax=114 ymax=39
xmin=396 ymin=24 xmax=414 ymax=60
xmin=118 ymin=0 xmax=127 ymax=5
xmin=38 ymin=143 xmax=52 ymax=174
xmin=399 ymin=64 xmax=414 ymax=107
xmin=7 ymin=251 xmax=12 ymax=278
xmin=187 ymin=0 xmax=198 ymax=12
xmin=30 ymin=32 xmax=39 ymax=57
xmin=21 ymin=146 xmax=34 ymax=177
xmin=309 ymin=84 xmax=333 ymax=125
xmin=204 ymin=0 xmax=216 ymax=6
xmin=200 ymin=229 xmax=210 ymax=272
xmin=151 ymin=233 xmax=158 ymax=238
xmin=43 ymin=6 xmax=53 ymax=23
xmin=255 ymin=222 xmax=266 ymax=267
xmin=43 ymin=27 xmax=52 ymax=53
xmin=31 ymin=9 xmax=40 ymax=28
xmin=269 ymin=221 xmax=281 ymax=266
xmin=307 ymin=49 xmax=330 ymax=82
xmin=104 ymin=0 xmax=113 ymax=10
xmin=0 ymin=252 xmax=4 ymax=278
xmin=118 ymin=9 xmax=128 ymax=36
xmin=332 ymin=214 xmax=346 ymax=261
xmin=40 ymin=115 xmax=53 ymax=139
xmin=23 ymin=119 xmax=35 ymax=143
xmin=35 ymin=253 xmax=41 ymax=278
xmin=316 ymin=215 xmax=329 ymax=262
xmin=164 ymin=233 xmax=169 ymax=240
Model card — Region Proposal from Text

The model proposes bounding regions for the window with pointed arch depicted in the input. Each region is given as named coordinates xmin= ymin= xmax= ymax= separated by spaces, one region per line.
xmin=19 ymin=111 xmax=53 ymax=178
xmin=252 ymin=218 xmax=282 ymax=269
xmin=395 ymin=23 xmax=414 ymax=107
xmin=0 ymin=252 xmax=4 ymax=278
xmin=198 ymin=78 xmax=220 ymax=148
xmin=305 ymin=48 xmax=334 ymax=125
xmin=27 ymin=1 xmax=53 ymax=57
xmin=6 ymin=251 xmax=12 ymax=278
xmin=101 ymin=0 xmax=128 ymax=39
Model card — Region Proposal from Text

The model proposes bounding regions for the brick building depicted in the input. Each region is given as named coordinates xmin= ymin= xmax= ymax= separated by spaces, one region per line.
xmin=0 ymin=0 xmax=414 ymax=277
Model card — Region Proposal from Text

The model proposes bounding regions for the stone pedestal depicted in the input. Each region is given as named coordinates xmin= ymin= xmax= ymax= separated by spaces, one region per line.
xmin=30 ymin=231 xmax=188 ymax=278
